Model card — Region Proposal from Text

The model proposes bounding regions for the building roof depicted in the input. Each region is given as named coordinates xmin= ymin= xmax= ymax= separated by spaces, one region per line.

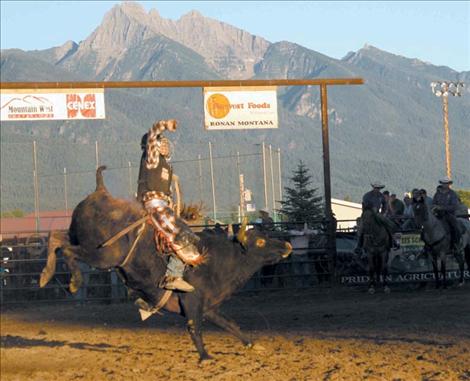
xmin=331 ymin=198 xmax=362 ymax=209
xmin=0 ymin=210 xmax=71 ymax=239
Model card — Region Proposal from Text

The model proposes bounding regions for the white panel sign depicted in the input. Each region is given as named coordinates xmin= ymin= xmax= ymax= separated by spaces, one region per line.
xmin=204 ymin=86 xmax=278 ymax=130
xmin=1 ymin=88 xmax=105 ymax=121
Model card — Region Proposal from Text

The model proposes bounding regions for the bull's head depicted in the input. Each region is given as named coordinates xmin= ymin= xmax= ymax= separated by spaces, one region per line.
xmin=236 ymin=217 xmax=292 ymax=264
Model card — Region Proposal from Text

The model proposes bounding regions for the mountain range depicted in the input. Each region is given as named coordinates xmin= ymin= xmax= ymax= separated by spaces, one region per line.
xmin=1 ymin=1 xmax=469 ymax=216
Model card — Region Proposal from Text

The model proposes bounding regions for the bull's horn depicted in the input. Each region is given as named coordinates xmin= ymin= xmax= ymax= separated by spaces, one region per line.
xmin=237 ymin=217 xmax=248 ymax=244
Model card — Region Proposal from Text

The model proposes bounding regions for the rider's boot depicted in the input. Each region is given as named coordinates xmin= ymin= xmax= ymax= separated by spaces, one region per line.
xmin=160 ymin=275 xmax=195 ymax=292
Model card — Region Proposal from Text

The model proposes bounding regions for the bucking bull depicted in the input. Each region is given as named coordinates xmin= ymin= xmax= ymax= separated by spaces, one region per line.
xmin=40 ymin=166 xmax=292 ymax=361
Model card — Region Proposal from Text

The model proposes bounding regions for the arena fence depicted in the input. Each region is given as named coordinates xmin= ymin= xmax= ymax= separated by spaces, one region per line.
xmin=1 ymin=221 xmax=468 ymax=306
xmin=0 ymin=222 xmax=334 ymax=306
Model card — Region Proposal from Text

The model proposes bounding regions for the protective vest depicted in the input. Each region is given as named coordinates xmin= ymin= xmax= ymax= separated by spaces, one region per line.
xmin=137 ymin=154 xmax=173 ymax=198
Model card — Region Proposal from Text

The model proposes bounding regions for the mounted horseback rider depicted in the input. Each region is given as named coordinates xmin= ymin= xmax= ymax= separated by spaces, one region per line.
xmin=354 ymin=182 xmax=398 ymax=254
xmin=432 ymin=177 xmax=462 ymax=253
xmin=137 ymin=119 xmax=203 ymax=292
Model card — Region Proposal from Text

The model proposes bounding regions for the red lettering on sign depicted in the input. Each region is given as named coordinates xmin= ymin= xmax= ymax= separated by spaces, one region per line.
xmin=66 ymin=94 xmax=97 ymax=118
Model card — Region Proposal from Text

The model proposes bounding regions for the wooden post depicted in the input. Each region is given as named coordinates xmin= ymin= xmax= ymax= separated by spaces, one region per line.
xmin=320 ymin=84 xmax=337 ymax=281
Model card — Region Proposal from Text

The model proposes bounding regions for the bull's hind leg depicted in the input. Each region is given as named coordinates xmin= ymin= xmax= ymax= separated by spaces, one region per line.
xmin=40 ymin=230 xmax=67 ymax=287
xmin=205 ymin=309 xmax=252 ymax=347
xmin=39 ymin=230 xmax=84 ymax=294
xmin=62 ymin=247 xmax=84 ymax=294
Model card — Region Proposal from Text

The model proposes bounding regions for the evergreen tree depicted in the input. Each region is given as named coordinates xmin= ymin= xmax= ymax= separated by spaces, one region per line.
xmin=278 ymin=161 xmax=323 ymax=228
xmin=456 ymin=189 xmax=470 ymax=208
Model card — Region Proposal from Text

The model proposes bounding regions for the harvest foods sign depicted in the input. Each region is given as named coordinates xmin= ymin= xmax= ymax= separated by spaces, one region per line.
xmin=203 ymin=86 xmax=278 ymax=130
xmin=1 ymin=89 xmax=105 ymax=121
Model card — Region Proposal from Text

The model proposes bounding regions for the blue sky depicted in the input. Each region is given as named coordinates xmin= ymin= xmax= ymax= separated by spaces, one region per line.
xmin=1 ymin=1 xmax=469 ymax=72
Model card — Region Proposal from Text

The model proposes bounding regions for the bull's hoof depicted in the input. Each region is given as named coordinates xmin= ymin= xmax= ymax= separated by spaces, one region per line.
xmin=246 ymin=344 xmax=266 ymax=352
xmin=368 ymin=287 xmax=375 ymax=295
xmin=198 ymin=353 xmax=213 ymax=363
xmin=384 ymin=286 xmax=391 ymax=294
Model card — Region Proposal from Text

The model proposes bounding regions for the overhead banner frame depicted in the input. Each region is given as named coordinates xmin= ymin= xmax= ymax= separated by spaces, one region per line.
xmin=0 ymin=78 xmax=364 ymax=280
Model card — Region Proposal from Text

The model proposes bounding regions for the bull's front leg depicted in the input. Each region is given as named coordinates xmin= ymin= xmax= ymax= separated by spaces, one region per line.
xmin=205 ymin=309 xmax=252 ymax=347
xmin=181 ymin=296 xmax=211 ymax=362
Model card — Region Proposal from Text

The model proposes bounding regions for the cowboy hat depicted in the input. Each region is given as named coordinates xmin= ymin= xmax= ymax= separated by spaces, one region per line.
xmin=370 ymin=182 xmax=385 ymax=189
xmin=439 ymin=176 xmax=453 ymax=185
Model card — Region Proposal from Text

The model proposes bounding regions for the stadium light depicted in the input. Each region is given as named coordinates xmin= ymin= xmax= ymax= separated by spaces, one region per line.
xmin=430 ymin=81 xmax=465 ymax=179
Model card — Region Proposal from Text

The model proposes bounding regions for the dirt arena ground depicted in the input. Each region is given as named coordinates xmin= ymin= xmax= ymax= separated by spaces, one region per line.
xmin=1 ymin=286 xmax=470 ymax=381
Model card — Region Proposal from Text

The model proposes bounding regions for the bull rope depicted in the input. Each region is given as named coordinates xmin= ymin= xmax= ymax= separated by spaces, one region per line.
xmin=120 ymin=223 xmax=147 ymax=267
xmin=99 ymin=215 xmax=148 ymax=248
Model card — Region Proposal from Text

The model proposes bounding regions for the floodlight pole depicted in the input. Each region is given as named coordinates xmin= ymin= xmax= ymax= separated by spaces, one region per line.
xmin=430 ymin=81 xmax=465 ymax=179
xmin=442 ymin=95 xmax=451 ymax=179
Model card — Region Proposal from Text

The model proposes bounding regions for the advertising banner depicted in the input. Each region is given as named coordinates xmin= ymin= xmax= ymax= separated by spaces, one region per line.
xmin=203 ymin=86 xmax=278 ymax=130
xmin=1 ymin=88 xmax=105 ymax=121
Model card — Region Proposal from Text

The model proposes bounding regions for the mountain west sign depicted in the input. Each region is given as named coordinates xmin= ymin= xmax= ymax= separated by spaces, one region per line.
xmin=0 ymin=88 xmax=105 ymax=121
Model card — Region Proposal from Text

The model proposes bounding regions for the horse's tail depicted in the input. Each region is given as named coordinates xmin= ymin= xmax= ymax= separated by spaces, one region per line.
xmin=96 ymin=165 xmax=108 ymax=192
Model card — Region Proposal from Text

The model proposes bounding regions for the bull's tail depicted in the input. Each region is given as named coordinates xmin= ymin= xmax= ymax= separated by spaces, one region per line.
xmin=39 ymin=230 xmax=65 ymax=287
xmin=96 ymin=165 xmax=108 ymax=192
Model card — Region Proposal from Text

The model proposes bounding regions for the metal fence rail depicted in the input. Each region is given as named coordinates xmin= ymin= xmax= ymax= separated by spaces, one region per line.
xmin=0 ymin=224 xmax=335 ymax=306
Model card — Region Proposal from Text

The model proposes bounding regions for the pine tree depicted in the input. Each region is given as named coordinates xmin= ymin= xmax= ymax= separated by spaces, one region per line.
xmin=278 ymin=161 xmax=323 ymax=228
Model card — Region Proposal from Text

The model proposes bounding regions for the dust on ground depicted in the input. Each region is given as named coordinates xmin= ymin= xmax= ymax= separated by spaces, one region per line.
xmin=1 ymin=286 xmax=470 ymax=381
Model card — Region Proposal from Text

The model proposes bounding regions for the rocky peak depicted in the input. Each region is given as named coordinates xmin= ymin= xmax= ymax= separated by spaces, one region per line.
xmin=255 ymin=41 xmax=333 ymax=79
xmin=53 ymin=40 xmax=78 ymax=63
xmin=64 ymin=3 xmax=270 ymax=79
